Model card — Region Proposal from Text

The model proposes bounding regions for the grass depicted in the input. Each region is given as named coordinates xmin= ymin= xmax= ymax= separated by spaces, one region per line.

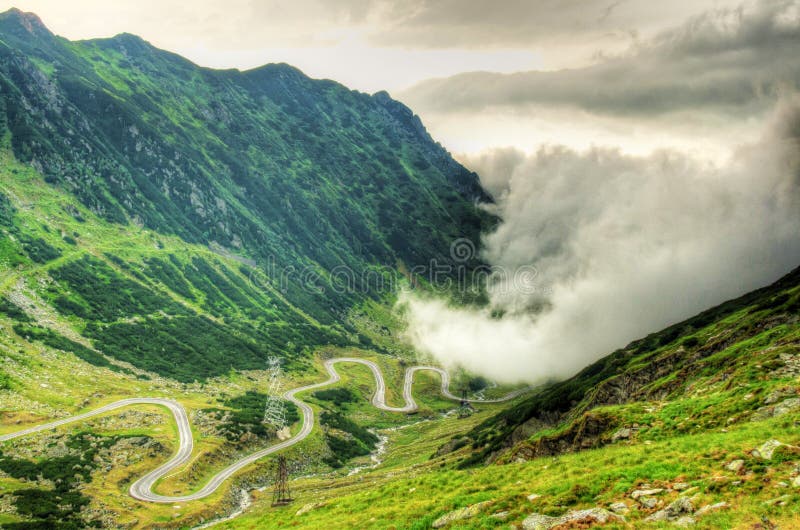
xmin=219 ymin=411 xmax=800 ymax=529
xmin=0 ymin=337 xmax=507 ymax=529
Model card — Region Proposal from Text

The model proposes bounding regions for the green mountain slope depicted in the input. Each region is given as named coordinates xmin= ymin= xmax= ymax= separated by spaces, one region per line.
xmin=0 ymin=145 xmax=352 ymax=382
xmin=455 ymin=264 xmax=800 ymax=467
xmin=212 ymin=265 xmax=800 ymax=530
xmin=0 ymin=7 xmax=494 ymax=382
xmin=0 ymin=8 xmax=492 ymax=328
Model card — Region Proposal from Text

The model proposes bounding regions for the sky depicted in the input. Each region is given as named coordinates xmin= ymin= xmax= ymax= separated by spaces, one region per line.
xmin=3 ymin=0 xmax=791 ymax=157
xmin=4 ymin=0 xmax=800 ymax=382
xmin=1 ymin=0 xmax=742 ymax=93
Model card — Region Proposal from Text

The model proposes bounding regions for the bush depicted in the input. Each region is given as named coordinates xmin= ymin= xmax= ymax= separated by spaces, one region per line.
xmin=682 ymin=336 xmax=700 ymax=349
xmin=0 ymin=433 xmax=121 ymax=528
xmin=19 ymin=235 xmax=61 ymax=263
xmin=12 ymin=324 xmax=110 ymax=367
xmin=313 ymin=387 xmax=356 ymax=406
xmin=0 ymin=297 xmax=31 ymax=323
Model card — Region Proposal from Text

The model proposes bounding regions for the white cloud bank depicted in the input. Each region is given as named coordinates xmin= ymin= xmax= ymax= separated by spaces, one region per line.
xmin=401 ymin=95 xmax=800 ymax=384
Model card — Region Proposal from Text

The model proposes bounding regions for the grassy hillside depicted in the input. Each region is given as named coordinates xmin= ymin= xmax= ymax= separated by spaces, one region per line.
xmin=0 ymin=141 xmax=355 ymax=382
xmin=217 ymin=266 xmax=800 ymax=530
xmin=457 ymin=264 xmax=800 ymax=469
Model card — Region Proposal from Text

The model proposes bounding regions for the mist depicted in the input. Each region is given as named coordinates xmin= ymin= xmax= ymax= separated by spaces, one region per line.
xmin=400 ymin=96 xmax=800 ymax=384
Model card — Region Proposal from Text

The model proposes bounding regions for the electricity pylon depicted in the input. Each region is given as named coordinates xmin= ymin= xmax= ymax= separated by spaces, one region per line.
xmin=458 ymin=387 xmax=474 ymax=418
xmin=271 ymin=455 xmax=293 ymax=506
xmin=263 ymin=357 xmax=287 ymax=429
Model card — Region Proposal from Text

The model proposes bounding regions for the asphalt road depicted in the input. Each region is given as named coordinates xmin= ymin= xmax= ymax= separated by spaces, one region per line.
xmin=0 ymin=358 xmax=528 ymax=503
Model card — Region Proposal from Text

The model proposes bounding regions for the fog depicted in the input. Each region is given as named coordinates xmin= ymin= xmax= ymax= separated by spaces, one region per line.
xmin=401 ymin=96 xmax=800 ymax=384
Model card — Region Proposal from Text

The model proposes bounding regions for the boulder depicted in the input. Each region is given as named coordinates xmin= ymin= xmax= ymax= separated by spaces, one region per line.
xmin=752 ymin=439 xmax=799 ymax=460
xmin=609 ymin=501 xmax=629 ymax=514
xmin=695 ymin=501 xmax=729 ymax=516
xmin=522 ymin=513 xmax=561 ymax=530
xmin=490 ymin=511 xmax=510 ymax=520
xmin=565 ymin=508 xmax=623 ymax=524
xmin=432 ymin=500 xmax=493 ymax=528
xmin=631 ymin=488 xmax=665 ymax=499
xmin=612 ymin=428 xmax=632 ymax=442
xmin=295 ymin=502 xmax=326 ymax=516
xmin=724 ymin=459 xmax=745 ymax=472
xmin=638 ymin=496 xmax=659 ymax=509
xmin=522 ymin=508 xmax=624 ymax=529
xmin=646 ymin=497 xmax=693 ymax=522
xmin=773 ymin=398 xmax=800 ymax=417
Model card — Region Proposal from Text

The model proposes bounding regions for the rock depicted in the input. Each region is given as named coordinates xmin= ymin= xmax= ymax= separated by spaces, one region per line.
xmin=612 ymin=428 xmax=632 ymax=442
xmin=764 ymin=494 xmax=791 ymax=506
xmin=773 ymin=398 xmax=800 ymax=417
xmin=725 ymin=459 xmax=745 ymax=472
xmin=694 ymin=502 xmax=729 ymax=516
xmin=522 ymin=513 xmax=561 ymax=530
xmin=645 ymin=509 xmax=669 ymax=522
xmin=668 ymin=497 xmax=694 ymax=515
xmin=753 ymin=398 xmax=800 ymax=421
xmin=675 ymin=515 xmax=697 ymax=526
xmin=490 ymin=511 xmax=510 ymax=520
xmin=764 ymin=388 xmax=796 ymax=405
xmin=432 ymin=500 xmax=493 ymax=528
xmin=631 ymin=488 xmax=665 ymax=499
xmin=638 ymin=496 xmax=659 ymax=509
xmin=527 ymin=493 xmax=542 ymax=501
xmin=793 ymin=476 xmax=800 ymax=488
xmin=672 ymin=482 xmax=690 ymax=491
xmin=295 ymin=502 xmax=326 ymax=516
xmin=753 ymin=439 xmax=787 ymax=460
xmin=522 ymin=508 xmax=624 ymax=530
xmin=646 ymin=497 xmax=694 ymax=523
xmin=564 ymin=508 xmax=624 ymax=525
xmin=276 ymin=426 xmax=291 ymax=441
xmin=609 ymin=501 xmax=629 ymax=514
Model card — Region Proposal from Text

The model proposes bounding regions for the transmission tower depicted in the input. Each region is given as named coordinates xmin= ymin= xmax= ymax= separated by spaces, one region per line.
xmin=263 ymin=357 xmax=287 ymax=429
xmin=458 ymin=387 xmax=474 ymax=418
xmin=271 ymin=455 xmax=294 ymax=506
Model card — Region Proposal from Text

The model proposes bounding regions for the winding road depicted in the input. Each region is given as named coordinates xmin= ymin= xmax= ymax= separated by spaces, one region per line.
xmin=0 ymin=358 xmax=528 ymax=503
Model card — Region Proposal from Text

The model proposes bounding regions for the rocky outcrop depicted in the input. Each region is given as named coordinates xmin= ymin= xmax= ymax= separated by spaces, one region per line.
xmin=522 ymin=508 xmax=624 ymax=529
xmin=752 ymin=439 xmax=800 ymax=460
xmin=509 ymin=412 xmax=614 ymax=461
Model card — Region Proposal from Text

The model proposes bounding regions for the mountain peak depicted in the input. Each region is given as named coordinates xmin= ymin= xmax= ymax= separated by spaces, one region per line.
xmin=0 ymin=8 xmax=51 ymax=37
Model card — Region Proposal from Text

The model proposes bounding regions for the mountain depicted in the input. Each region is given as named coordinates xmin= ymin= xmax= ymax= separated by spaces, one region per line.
xmin=2 ymin=8 xmax=800 ymax=530
xmin=0 ymin=8 xmax=491 ymax=322
xmin=0 ymin=8 xmax=492 ymax=381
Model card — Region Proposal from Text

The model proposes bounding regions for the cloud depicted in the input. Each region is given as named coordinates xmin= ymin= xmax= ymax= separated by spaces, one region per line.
xmin=400 ymin=0 xmax=800 ymax=118
xmin=400 ymin=95 xmax=800 ymax=384
xmin=6 ymin=0 xmax=745 ymax=93
xmin=367 ymin=0 xmax=735 ymax=52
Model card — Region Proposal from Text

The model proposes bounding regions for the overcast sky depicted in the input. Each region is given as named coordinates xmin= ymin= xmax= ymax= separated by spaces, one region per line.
xmin=2 ymin=0 xmax=742 ymax=93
